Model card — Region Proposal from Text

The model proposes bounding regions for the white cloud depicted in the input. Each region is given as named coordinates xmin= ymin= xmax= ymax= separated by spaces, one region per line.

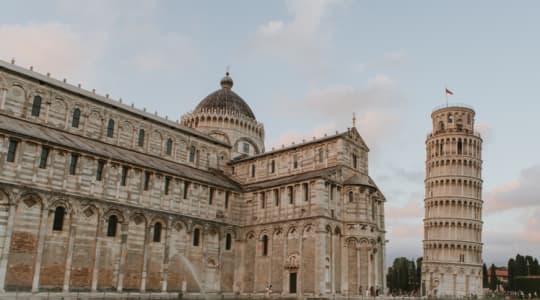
xmin=276 ymin=75 xmax=403 ymax=149
xmin=252 ymin=0 xmax=341 ymax=70
xmin=484 ymin=164 xmax=540 ymax=214
xmin=0 ymin=23 xmax=104 ymax=81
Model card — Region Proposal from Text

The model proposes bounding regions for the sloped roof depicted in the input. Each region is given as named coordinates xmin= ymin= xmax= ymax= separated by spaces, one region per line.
xmin=0 ymin=115 xmax=241 ymax=190
xmin=243 ymin=166 xmax=340 ymax=191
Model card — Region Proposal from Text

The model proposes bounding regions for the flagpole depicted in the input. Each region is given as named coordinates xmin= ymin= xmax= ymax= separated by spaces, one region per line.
xmin=445 ymin=85 xmax=448 ymax=107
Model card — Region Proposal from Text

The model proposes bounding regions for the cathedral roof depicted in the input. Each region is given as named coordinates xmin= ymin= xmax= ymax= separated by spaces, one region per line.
xmin=194 ymin=72 xmax=256 ymax=120
xmin=0 ymin=115 xmax=241 ymax=191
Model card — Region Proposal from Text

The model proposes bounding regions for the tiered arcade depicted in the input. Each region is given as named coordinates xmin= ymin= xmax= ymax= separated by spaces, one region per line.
xmin=422 ymin=105 xmax=484 ymax=298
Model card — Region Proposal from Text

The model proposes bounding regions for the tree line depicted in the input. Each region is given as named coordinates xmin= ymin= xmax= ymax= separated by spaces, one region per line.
xmin=388 ymin=253 xmax=540 ymax=295
xmin=483 ymin=254 xmax=540 ymax=294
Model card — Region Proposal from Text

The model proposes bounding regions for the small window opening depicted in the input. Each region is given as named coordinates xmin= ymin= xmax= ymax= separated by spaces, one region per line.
xmin=120 ymin=166 xmax=128 ymax=186
xmin=225 ymin=191 xmax=230 ymax=209
xmin=31 ymin=95 xmax=42 ymax=117
xmin=183 ymin=181 xmax=190 ymax=199
xmin=251 ymin=164 xmax=256 ymax=177
xmin=153 ymin=222 xmax=162 ymax=242
xmin=6 ymin=139 xmax=18 ymax=162
xmin=189 ymin=146 xmax=196 ymax=162
xmin=138 ymin=129 xmax=145 ymax=146
xmin=107 ymin=215 xmax=118 ymax=237
xmin=303 ymin=183 xmax=309 ymax=201
xmin=96 ymin=160 xmax=105 ymax=181
xmin=72 ymin=108 xmax=81 ymax=128
xmin=288 ymin=186 xmax=294 ymax=204
xmin=209 ymin=187 xmax=214 ymax=205
xmin=143 ymin=171 xmax=151 ymax=191
xmin=106 ymin=119 xmax=115 ymax=138
xmin=52 ymin=206 xmax=65 ymax=231
xmin=166 ymin=138 xmax=173 ymax=155
xmin=39 ymin=146 xmax=50 ymax=169
xmin=69 ymin=153 xmax=79 ymax=175
xmin=348 ymin=191 xmax=354 ymax=203
xmin=262 ymin=235 xmax=269 ymax=256
xmin=274 ymin=189 xmax=280 ymax=206
xmin=225 ymin=233 xmax=232 ymax=250
xmin=164 ymin=176 xmax=171 ymax=195
xmin=193 ymin=228 xmax=200 ymax=246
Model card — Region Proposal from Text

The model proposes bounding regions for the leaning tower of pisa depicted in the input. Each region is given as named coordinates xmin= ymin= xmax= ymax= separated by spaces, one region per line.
xmin=422 ymin=105 xmax=484 ymax=298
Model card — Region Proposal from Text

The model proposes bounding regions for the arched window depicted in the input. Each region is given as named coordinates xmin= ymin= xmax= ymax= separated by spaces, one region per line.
xmin=438 ymin=121 xmax=444 ymax=131
xmin=189 ymin=146 xmax=196 ymax=162
xmin=193 ymin=228 xmax=201 ymax=246
xmin=457 ymin=140 xmax=463 ymax=155
xmin=225 ymin=233 xmax=232 ymax=250
xmin=31 ymin=95 xmax=42 ymax=117
xmin=138 ymin=129 xmax=145 ymax=146
xmin=72 ymin=108 xmax=81 ymax=128
xmin=107 ymin=215 xmax=118 ymax=237
xmin=270 ymin=160 xmax=275 ymax=173
xmin=447 ymin=113 xmax=453 ymax=123
xmin=52 ymin=206 xmax=65 ymax=231
xmin=348 ymin=191 xmax=354 ymax=203
xmin=106 ymin=119 xmax=115 ymax=138
xmin=165 ymin=138 xmax=173 ymax=155
xmin=262 ymin=235 xmax=269 ymax=256
xmin=153 ymin=222 xmax=162 ymax=242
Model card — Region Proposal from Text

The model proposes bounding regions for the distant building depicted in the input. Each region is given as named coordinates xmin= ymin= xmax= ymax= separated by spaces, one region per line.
xmin=422 ymin=105 xmax=484 ymax=298
xmin=0 ymin=60 xmax=386 ymax=298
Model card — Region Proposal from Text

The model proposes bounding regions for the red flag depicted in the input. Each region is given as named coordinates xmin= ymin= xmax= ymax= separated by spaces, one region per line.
xmin=445 ymin=88 xmax=454 ymax=95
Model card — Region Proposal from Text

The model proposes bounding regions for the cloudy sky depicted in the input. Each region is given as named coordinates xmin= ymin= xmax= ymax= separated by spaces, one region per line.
xmin=2 ymin=0 xmax=539 ymax=266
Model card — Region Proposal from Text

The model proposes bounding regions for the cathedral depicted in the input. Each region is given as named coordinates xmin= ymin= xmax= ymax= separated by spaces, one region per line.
xmin=0 ymin=59 xmax=386 ymax=298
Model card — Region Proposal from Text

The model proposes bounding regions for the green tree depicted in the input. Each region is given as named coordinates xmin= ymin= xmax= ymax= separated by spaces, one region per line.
xmin=516 ymin=254 xmax=526 ymax=276
xmin=416 ymin=257 xmax=423 ymax=291
xmin=387 ymin=257 xmax=421 ymax=294
xmin=482 ymin=263 xmax=489 ymax=288
xmin=532 ymin=258 xmax=540 ymax=275
xmin=508 ymin=258 xmax=516 ymax=291
xmin=489 ymin=264 xmax=498 ymax=291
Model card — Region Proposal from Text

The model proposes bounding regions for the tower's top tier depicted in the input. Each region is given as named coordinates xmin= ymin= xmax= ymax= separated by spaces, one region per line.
xmin=430 ymin=105 xmax=475 ymax=135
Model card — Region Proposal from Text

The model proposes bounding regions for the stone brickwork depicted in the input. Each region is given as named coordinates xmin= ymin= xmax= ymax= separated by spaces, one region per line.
xmin=0 ymin=60 xmax=386 ymax=298
xmin=422 ymin=105 xmax=483 ymax=298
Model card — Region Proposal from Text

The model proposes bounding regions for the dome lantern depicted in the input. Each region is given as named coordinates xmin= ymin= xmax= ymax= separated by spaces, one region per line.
xmin=220 ymin=72 xmax=233 ymax=89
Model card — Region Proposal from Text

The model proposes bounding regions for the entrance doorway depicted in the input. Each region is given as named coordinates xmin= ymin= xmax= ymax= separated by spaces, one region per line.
xmin=289 ymin=272 xmax=297 ymax=294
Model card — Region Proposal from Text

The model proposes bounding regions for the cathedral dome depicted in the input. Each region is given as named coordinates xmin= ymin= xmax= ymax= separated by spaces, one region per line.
xmin=194 ymin=72 xmax=256 ymax=120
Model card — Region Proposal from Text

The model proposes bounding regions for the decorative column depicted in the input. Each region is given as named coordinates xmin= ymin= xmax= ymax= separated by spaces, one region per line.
xmin=161 ymin=218 xmax=173 ymax=292
xmin=62 ymin=220 xmax=77 ymax=292
xmin=90 ymin=216 xmax=103 ymax=292
xmin=140 ymin=224 xmax=151 ymax=292
xmin=0 ymin=203 xmax=16 ymax=292
xmin=32 ymin=207 xmax=50 ymax=292
xmin=0 ymin=89 xmax=6 ymax=110
xmin=116 ymin=222 xmax=129 ymax=292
